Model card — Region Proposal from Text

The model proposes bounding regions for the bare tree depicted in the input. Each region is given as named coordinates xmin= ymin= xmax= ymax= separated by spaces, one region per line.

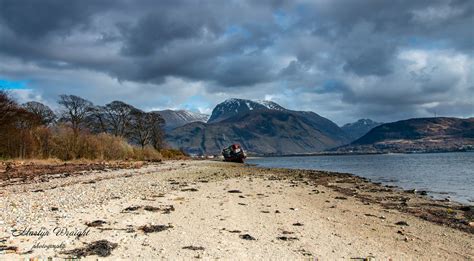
xmin=129 ymin=110 xmax=150 ymax=149
xmin=58 ymin=95 xmax=94 ymax=134
xmin=149 ymin=112 xmax=166 ymax=150
xmin=87 ymin=101 xmax=141 ymax=137
xmin=129 ymin=110 xmax=165 ymax=149
xmin=0 ymin=91 xmax=19 ymax=127
xmin=103 ymin=101 xmax=137 ymax=137
xmin=22 ymin=101 xmax=56 ymax=125
xmin=0 ymin=91 xmax=38 ymax=158
xmin=86 ymin=105 xmax=108 ymax=134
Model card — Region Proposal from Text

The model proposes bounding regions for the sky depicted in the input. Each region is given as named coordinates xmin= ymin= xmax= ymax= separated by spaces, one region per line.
xmin=0 ymin=0 xmax=473 ymax=125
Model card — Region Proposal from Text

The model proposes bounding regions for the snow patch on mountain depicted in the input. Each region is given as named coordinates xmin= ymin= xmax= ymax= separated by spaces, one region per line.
xmin=255 ymin=100 xmax=285 ymax=110
xmin=156 ymin=109 xmax=209 ymax=130
xmin=207 ymin=98 xmax=288 ymax=123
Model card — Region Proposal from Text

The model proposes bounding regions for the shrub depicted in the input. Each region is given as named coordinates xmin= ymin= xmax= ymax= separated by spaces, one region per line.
xmin=32 ymin=126 xmax=53 ymax=159
xmin=47 ymin=126 xmax=161 ymax=161
xmin=49 ymin=125 xmax=79 ymax=160
xmin=91 ymin=133 xmax=134 ymax=160
xmin=132 ymin=146 xmax=162 ymax=161
xmin=160 ymin=148 xmax=188 ymax=160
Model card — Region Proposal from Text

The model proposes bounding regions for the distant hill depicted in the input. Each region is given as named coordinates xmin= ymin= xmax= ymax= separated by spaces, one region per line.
xmin=337 ymin=117 xmax=474 ymax=153
xmin=341 ymin=119 xmax=383 ymax=142
xmin=156 ymin=109 xmax=209 ymax=130
xmin=166 ymin=99 xmax=350 ymax=155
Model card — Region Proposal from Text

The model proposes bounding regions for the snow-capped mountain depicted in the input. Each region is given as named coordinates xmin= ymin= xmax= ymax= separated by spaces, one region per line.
xmin=156 ymin=109 xmax=209 ymax=130
xmin=167 ymin=98 xmax=351 ymax=155
xmin=341 ymin=119 xmax=383 ymax=141
xmin=207 ymin=98 xmax=286 ymax=123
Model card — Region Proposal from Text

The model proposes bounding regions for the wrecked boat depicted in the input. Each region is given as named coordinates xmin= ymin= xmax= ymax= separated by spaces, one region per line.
xmin=222 ymin=144 xmax=246 ymax=163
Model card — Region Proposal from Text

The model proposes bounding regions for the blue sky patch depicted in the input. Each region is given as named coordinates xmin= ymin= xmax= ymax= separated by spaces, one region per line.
xmin=181 ymin=95 xmax=211 ymax=113
xmin=0 ymin=79 xmax=29 ymax=90
xmin=224 ymin=25 xmax=251 ymax=38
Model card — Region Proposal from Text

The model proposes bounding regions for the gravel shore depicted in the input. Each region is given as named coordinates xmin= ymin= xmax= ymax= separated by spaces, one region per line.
xmin=1 ymin=160 xmax=473 ymax=259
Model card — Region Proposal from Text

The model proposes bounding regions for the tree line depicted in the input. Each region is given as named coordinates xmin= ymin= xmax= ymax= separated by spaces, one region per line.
xmin=0 ymin=91 xmax=171 ymax=160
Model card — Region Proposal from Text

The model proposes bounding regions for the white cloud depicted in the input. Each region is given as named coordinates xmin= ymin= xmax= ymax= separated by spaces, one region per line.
xmin=412 ymin=4 xmax=464 ymax=26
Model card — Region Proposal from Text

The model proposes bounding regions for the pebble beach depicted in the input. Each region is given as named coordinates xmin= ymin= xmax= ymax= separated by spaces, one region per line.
xmin=1 ymin=160 xmax=473 ymax=259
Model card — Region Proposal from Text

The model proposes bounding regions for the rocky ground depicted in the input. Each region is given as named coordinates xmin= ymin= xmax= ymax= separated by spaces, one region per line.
xmin=0 ymin=160 xmax=473 ymax=259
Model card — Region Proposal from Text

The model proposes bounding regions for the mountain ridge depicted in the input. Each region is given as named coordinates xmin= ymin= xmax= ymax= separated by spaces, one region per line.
xmin=337 ymin=117 xmax=474 ymax=153
xmin=166 ymin=99 xmax=350 ymax=155
xmin=207 ymin=98 xmax=286 ymax=123
xmin=341 ymin=119 xmax=383 ymax=142
xmin=162 ymin=99 xmax=474 ymax=155
xmin=156 ymin=109 xmax=209 ymax=130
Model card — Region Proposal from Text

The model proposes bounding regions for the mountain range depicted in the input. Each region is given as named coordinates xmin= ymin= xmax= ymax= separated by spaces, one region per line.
xmin=337 ymin=117 xmax=474 ymax=153
xmin=165 ymin=99 xmax=350 ymax=155
xmin=158 ymin=99 xmax=473 ymax=155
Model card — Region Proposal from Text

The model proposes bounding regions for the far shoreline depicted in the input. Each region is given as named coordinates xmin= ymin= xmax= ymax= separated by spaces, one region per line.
xmin=246 ymin=149 xmax=474 ymax=158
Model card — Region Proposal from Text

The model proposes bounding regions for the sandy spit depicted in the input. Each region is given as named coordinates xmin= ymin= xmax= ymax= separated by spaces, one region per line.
xmin=0 ymin=160 xmax=473 ymax=260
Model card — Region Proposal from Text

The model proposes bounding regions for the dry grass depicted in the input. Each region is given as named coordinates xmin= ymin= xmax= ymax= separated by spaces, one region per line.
xmin=160 ymin=148 xmax=188 ymax=160
xmin=1 ymin=125 xmax=163 ymax=162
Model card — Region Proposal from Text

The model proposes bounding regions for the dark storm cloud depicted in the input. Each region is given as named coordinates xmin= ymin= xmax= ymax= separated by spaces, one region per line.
xmin=0 ymin=0 xmax=472 ymax=123
xmin=343 ymin=45 xmax=395 ymax=76
xmin=0 ymin=0 xmax=114 ymax=39
xmin=114 ymin=1 xmax=282 ymax=86
xmin=119 ymin=8 xmax=223 ymax=56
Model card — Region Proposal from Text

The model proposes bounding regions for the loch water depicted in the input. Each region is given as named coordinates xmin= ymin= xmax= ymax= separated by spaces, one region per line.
xmin=247 ymin=152 xmax=474 ymax=205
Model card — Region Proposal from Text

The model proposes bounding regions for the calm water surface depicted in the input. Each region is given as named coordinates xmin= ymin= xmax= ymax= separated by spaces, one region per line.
xmin=247 ymin=152 xmax=474 ymax=205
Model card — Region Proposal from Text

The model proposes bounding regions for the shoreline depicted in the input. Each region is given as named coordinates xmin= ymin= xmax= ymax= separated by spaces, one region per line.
xmin=245 ymin=165 xmax=474 ymax=234
xmin=246 ymin=153 xmax=474 ymax=206
xmin=246 ymin=150 xmax=474 ymax=158
xmin=1 ymin=160 xmax=473 ymax=259
xmin=248 ymin=150 xmax=474 ymax=158
xmin=247 ymin=162 xmax=473 ymax=206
